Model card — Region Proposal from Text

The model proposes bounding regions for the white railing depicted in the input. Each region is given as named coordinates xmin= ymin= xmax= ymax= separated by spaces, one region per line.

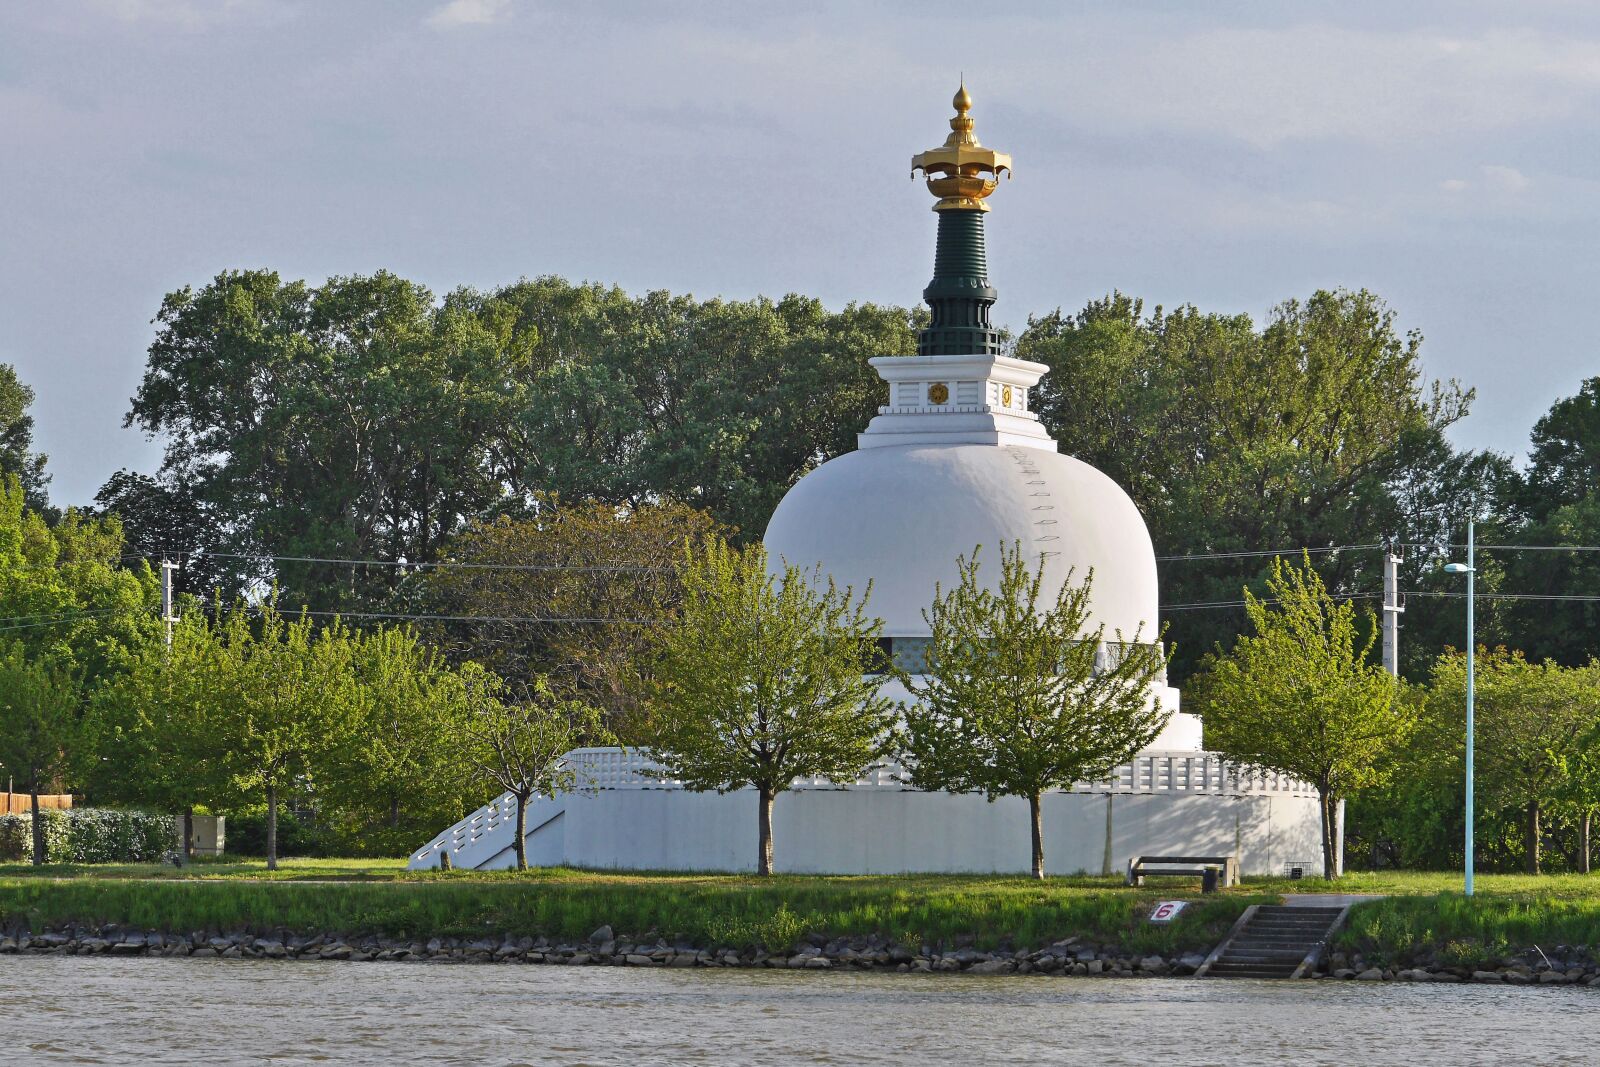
xmin=561 ymin=747 xmax=1318 ymax=797
xmin=411 ymin=747 xmax=1319 ymax=865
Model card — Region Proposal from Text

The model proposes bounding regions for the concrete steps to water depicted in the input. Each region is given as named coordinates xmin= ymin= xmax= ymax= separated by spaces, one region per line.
xmin=1197 ymin=905 xmax=1349 ymax=979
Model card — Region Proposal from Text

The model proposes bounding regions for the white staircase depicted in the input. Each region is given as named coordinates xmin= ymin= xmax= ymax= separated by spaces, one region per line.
xmin=408 ymin=789 xmax=569 ymax=870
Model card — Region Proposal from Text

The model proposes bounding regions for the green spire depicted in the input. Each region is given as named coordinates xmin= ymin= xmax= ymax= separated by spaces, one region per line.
xmin=909 ymin=84 xmax=1011 ymax=358
xmin=919 ymin=209 xmax=1000 ymax=356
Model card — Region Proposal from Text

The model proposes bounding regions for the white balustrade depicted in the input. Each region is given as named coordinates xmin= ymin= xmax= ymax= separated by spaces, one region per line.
xmin=557 ymin=746 xmax=1317 ymax=797
xmin=411 ymin=746 xmax=1323 ymax=869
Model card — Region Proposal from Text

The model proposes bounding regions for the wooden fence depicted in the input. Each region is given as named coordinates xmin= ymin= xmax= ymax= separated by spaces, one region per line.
xmin=0 ymin=793 xmax=73 ymax=815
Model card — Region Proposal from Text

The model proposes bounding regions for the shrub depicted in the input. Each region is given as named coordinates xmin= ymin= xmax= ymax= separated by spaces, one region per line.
xmin=0 ymin=809 xmax=173 ymax=863
xmin=226 ymin=809 xmax=330 ymax=858
xmin=0 ymin=810 xmax=70 ymax=862
xmin=0 ymin=816 xmax=23 ymax=861
xmin=63 ymin=810 xmax=175 ymax=863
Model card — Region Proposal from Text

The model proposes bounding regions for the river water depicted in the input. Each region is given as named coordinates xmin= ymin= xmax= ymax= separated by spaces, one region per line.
xmin=2 ymin=956 xmax=1591 ymax=1066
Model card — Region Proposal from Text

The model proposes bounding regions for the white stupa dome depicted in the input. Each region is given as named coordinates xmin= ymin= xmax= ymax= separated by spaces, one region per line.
xmin=763 ymin=351 xmax=1197 ymax=749
xmin=765 ymin=442 xmax=1158 ymax=639
xmin=764 ymin=353 xmax=1159 ymax=642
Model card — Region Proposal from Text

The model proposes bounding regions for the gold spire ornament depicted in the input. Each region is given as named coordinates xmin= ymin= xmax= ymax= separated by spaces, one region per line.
xmin=910 ymin=82 xmax=1012 ymax=212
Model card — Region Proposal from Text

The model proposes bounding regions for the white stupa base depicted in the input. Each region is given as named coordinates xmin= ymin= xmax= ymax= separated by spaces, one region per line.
xmin=411 ymin=748 xmax=1326 ymax=877
xmin=1153 ymin=707 xmax=1203 ymax=749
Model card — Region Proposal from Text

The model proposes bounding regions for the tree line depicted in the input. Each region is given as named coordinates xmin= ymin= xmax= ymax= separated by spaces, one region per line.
xmin=51 ymin=270 xmax=1600 ymax=683
xmin=5 ymin=269 xmax=1600 ymax=873
xmin=1191 ymin=555 xmax=1600 ymax=879
xmin=72 ymin=270 xmax=1507 ymax=685
xmin=2 ymin=476 xmax=1170 ymax=878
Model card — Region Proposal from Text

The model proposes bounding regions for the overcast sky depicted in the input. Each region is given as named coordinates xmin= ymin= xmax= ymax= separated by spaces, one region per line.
xmin=4 ymin=0 xmax=1599 ymax=506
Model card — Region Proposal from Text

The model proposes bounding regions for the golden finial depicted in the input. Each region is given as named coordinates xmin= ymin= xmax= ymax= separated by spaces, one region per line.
xmin=911 ymin=82 xmax=1011 ymax=212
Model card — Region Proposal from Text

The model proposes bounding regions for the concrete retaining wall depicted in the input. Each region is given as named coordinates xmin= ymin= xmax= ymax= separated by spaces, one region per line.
xmin=557 ymin=787 xmax=1321 ymax=876
xmin=429 ymin=785 xmax=1323 ymax=876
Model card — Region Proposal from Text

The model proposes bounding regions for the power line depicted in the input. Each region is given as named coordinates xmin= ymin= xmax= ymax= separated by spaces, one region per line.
xmin=0 ymin=609 xmax=128 ymax=634
xmin=140 ymin=540 xmax=1600 ymax=572
xmin=1161 ymin=593 xmax=1383 ymax=613
xmin=0 ymin=607 xmax=134 ymax=624
xmin=1409 ymin=591 xmax=1600 ymax=604
xmin=1453 ymin=544 xmax=1600 ymax=554
xmin=185 ymin=551 xmax=666 ymax=574
xmin=1156 ymin=544 xmax=1381 ymax=563
xmin=156 ymin=545 xmax=1387 ymax=570
xmin=318 ymin=611 xmax=660 ymax=624
xmin=1402 ymin=543 xmax=1600 ymax=555
xmin=3 ymin=554 xmax=149 ymax=573
xmin=186 ymin=602 xmax=660 ymax=625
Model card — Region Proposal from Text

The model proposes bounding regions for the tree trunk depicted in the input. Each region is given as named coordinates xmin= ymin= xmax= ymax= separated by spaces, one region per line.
xmin=1029 ymin=792 xmax=1045 ymax=880
xmin=513 ymin=791 xmax=529 ymax=871
xmin=1583 ymin=810 xmax=1592 ymax=875
xmin=266 ymin=782 xmax=279 ymax=872
xmin=29 ymin=783 xmax=44 ymax=867
xmin=181 ymin=806 xmax=194 ymax=866
xmin=757 ymin=785 xmax=775 ymax=877
xmin=1526 ymin=800 xmax=1541 ymax=876
xmin=1319 ymin=789 xmax=1338 ymax=880
xmin=1334 ymin=798 xmax=1345 ymax=878
xmin=389 ymin=794 xmax=401 ymax=830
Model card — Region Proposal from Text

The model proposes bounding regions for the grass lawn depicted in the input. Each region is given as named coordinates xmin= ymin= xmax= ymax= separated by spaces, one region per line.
xmin=0 ymin=861 xmax=1273 ymax=952
xmin=4 ymin=861 xmax=1600 ymax=959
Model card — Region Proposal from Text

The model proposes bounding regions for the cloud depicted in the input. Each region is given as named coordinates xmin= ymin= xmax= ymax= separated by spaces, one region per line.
xmin=1482 ymin=164 xmax=1530 ymax=193
xmin=995 ymin=25 xmax=1600 ymax=149
xmin=425 ymin=0 xmax=511 ymax=29
xmin=1437 ymin=166 xmax=1532 ymax=195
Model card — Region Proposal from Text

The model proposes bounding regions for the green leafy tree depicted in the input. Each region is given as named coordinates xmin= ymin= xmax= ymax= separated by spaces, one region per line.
xmin=210 ymin=603 xmax=361 ymax=869
xmin=1522 ymin=377 xmax=1600 ymax=510
xmin=1191 ymin=555 xmax=1413 ymax=879
xmin=900 ymin=545 xmax=1171 ymax=880
xmin=1484 ymin=379 xmax=1600 ymax=667
xmin=318 ymin=625 xmax=480 ymax=853
xmin=0 ymin=363 xmax=49 ymax=514
xmin=87 ymin=605 xmax=513 ymax=862
xmin=461 ymin=669 xmax=610 ymax=871
xmin=643 ymin=538 xmax=894 ymax=875
xmin=125 ymin=269 xmax=923 ymax=616
xmin=1016 ymin=289 xmax=1488 ymax=682
xmin=483 ymin=278 xmax=919 ymax=539
xmin=0 ymin=644 xmax=79 ymax=864
xmin=93 ymin=470 xmax=246 ymax=602
xmin=1428 ymin=649 xmax=1600 ymax=875
xmin=1562 ymin=715 xmax=1600 ymax=874
xmin=0 ymin=477 xmax=158 ymax=683
xmin=126 ymin=269 xmax=532 ymax=610
xmin=425 ymin=495 xmax=729 ymax=737
xmin=80 ymin=612 xmax=240 ymax=860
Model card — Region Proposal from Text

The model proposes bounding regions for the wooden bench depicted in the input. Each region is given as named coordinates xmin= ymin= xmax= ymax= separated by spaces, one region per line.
xmin=1126 ymin=855 xmax=1239 ymax=889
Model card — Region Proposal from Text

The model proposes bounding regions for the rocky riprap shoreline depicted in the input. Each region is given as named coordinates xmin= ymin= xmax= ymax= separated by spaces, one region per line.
xmin=5 ymin=924 xmax=1598 ymax=986
xmin=1324 ymin=948 xmax=1600 ymax=986
xmin=1 ymin=923 xmax=1206 ymax=975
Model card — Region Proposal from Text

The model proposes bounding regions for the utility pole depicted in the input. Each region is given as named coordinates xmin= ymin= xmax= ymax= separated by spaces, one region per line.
xmin=1381 ymin=540 xmax=1404 ymax=677
xmin=1444 ymin=520 xmax=1477 ymax=896
xmin=1464 ymin=520 xmax=1475 ymax=897
xmin=160 ymin=559 xmax=179 ymax=652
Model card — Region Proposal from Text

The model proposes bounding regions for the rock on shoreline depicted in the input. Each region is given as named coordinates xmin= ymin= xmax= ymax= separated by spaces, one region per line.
xmin=1 ymin=925 xmax=1596 ymax=986
xmin=1324 ymin=947 xmax=1600 ymax=986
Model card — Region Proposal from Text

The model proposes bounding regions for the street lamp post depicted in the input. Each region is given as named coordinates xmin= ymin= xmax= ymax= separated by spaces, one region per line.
xmin=1444 ymin=519 xmax=1476 ymax=897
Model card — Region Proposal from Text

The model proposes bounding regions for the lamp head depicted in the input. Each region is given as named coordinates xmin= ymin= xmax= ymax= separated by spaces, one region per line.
xmin=1443 ymin=563 xmax=1473 ymax=574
